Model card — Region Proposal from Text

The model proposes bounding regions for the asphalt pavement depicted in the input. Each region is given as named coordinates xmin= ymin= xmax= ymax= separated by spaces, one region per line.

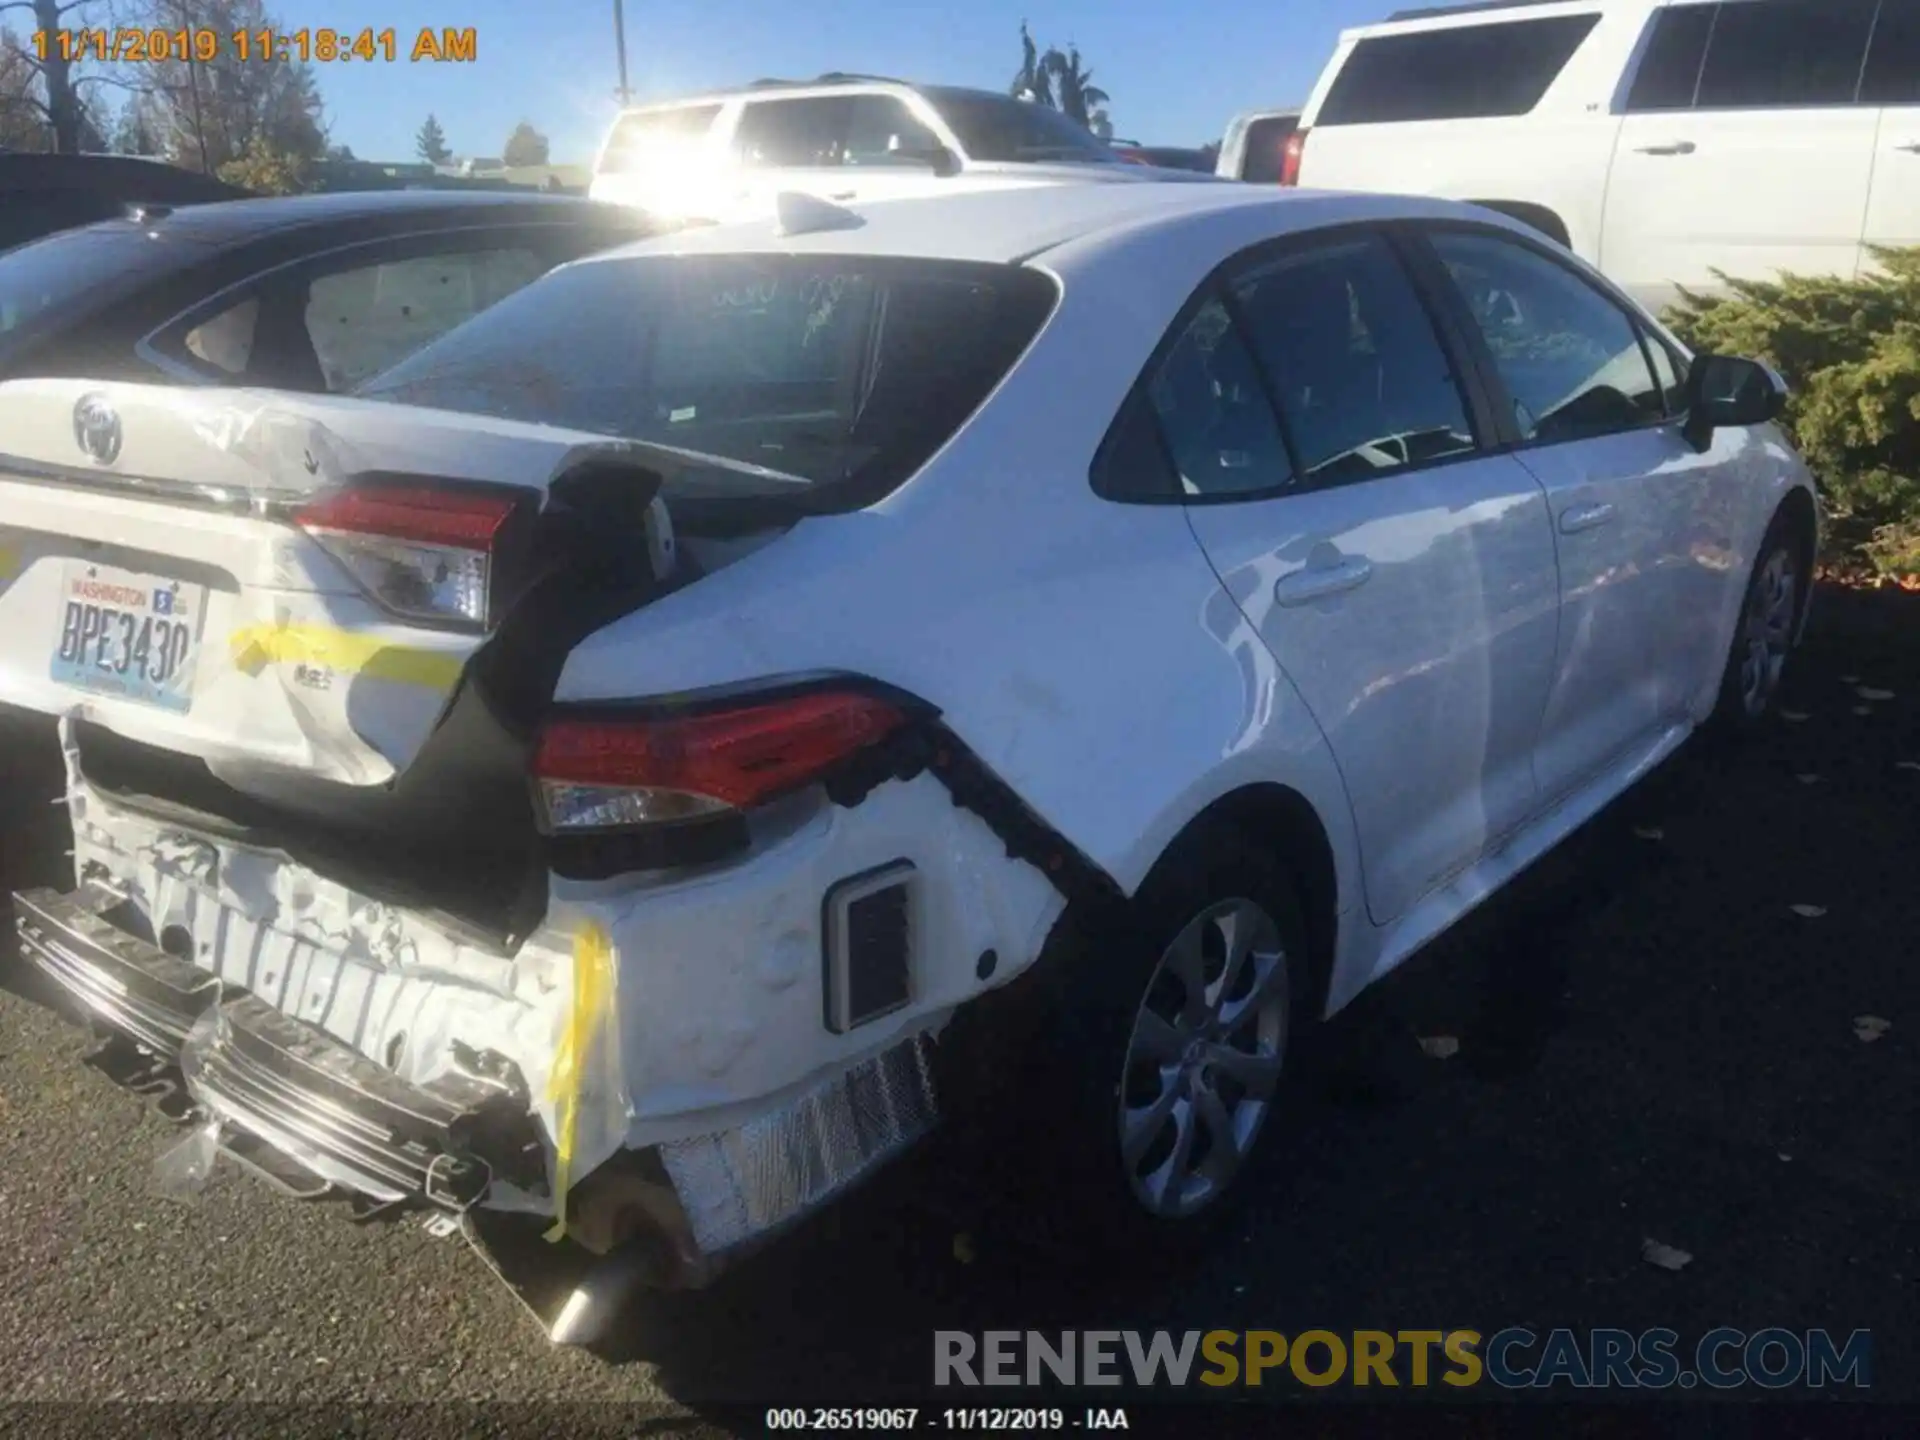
xmin=0 ymin=582 xmax=1914 ymax=1422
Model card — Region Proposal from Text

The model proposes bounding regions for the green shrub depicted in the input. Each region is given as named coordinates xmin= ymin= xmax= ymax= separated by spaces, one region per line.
xmin=1664 ymin=247 xmax=1920 ymax=578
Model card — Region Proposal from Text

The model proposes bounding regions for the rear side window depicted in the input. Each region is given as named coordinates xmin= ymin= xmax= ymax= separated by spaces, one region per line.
xmin=598 ymin=104 xmax=720 ymax=176
xmin=1625 ymin=5 xmax=1716 ymax=112
xmin=1142 ymin=296 xmax=1296 ymax=498
xmin=1862 ymin=0 xmax=1920 ymax=105
xmin=1238 ymin=116 xmax=1300 ymax=183
xmin=1694 ymin=0 xmax=1878 ymax=109
xmin=1231 ymin=235 xmax=1477 ymax=483
xmin=357 ymin=254 xmax=1059 ymax=512
xmin=1317 ymin=15 xmax=1602 ymax=124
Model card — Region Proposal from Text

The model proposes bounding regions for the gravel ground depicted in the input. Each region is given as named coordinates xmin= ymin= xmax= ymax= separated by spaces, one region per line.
xmin=0 ymin=581 xmax=1915 ymax=1420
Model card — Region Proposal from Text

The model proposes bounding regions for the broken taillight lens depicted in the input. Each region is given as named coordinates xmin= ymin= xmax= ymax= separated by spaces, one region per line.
xmin=295 ymin=484 xmax=520 ymax=629
xmin=531 ymin=690 xmax=908 ymax=833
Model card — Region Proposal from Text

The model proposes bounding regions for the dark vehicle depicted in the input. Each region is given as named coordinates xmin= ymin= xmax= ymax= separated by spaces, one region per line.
xmin=1112 ymin=144 xmax=1219 ymax=173
xmin=0 ymin=152 xmax=250 ymax=252
xmin=0 ymin=190 xmax=677 ymax=392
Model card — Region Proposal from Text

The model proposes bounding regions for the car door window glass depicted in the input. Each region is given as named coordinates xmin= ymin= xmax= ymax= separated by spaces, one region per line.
xmin=304 ymin=247 xmax=548 ymax=391
xmin=1625 ymin=3 xmax=1716 ymax=112
xmin=1143 ymin=295 xmax=1295 ymax=498
xmin=842 ymin=97 xmax=941 ymax=166
xmin=1645 ymin=336 xmax=1690 ymax=417
xmin=1861 ymin=0 xmax=1920 ymax=105
xmin=735 ymin=97 xmax=852 ymax=168
xmin=1694 ymin=0 xmax=1878 ymax=110
xmin=182 ymin=296 xmax=260 ymax=374
xmin=1317 ymin=16 xmax=1601 ymax=124
xmin=1432 ymin=230 xmax=1664 ymax=443
xmin=1230 ymin=234 xmax=1477 ymax=485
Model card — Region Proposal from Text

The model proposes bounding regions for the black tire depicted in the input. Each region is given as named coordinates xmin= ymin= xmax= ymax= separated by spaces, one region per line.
xmin=982 ymin=820 xmax=1317 ymax=1264
xmin=1711 ymin=513 xmax=1805 ymax=734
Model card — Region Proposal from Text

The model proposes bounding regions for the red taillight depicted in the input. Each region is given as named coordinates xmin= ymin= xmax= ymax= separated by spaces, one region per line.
xmin=295 ymin=486 xmax=516 ymax=550
xmin=1279 ymin=128 xmax=1308 ymax=187
xmin=294 ymin=485 xmax=519 ymax=629
xmin=532 ymin=690 xmax=908 ymax=831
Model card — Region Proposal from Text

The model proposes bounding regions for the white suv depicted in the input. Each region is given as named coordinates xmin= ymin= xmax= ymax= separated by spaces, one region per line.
xmin=589 ymin=74 xmax=1214 ymax=222
xmin=1283 ymin=0 xmax=1920 ymax=309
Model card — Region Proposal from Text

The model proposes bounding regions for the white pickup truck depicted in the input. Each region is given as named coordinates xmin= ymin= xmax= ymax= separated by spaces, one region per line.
xmin=1281 ymin=0 xmax=1920 ymax=310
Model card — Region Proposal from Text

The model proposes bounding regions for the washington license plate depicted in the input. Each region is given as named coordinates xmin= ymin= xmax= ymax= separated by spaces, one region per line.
xmin=49 ymin=562 xmax=207 ymax=713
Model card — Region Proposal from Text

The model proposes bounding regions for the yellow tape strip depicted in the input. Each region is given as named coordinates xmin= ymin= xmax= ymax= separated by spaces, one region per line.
xmin=545 ymin=920 xmax=616 ymax=1244
xmin=227 ymin=622 xmax=464 ymax=689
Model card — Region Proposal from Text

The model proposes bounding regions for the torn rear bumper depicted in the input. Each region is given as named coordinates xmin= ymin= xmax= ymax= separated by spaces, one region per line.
xmin=14 ymin=884 xmax=540 ymax=1211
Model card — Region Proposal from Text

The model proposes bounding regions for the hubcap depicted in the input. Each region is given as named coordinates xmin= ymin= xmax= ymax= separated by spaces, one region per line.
xmin=1117 ymin=898 xmax=1288 ymax=1220
xmin=1739 ymin=547 xmax=1797 ymax=717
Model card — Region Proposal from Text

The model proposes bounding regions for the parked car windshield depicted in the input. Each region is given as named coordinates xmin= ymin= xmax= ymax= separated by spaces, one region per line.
xmin=921 ymin=88 xmax=1125 ymax=165
xmin=357 ymin=250 xmax=1060 ymax=509
xmin=0 ymin=223 xmax=181 ymax=363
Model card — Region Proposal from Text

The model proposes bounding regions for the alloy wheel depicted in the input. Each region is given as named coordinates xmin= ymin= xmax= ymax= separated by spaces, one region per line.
xmin=1117 ymin=897 xmax=1288 ymax=1219
xmin=1739 ymin=546 xmax=1797 ymax=718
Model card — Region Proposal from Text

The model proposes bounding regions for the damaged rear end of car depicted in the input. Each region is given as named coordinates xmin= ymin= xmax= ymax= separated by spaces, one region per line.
xmin=4 ymin=238 xmax=1084 ymax=1341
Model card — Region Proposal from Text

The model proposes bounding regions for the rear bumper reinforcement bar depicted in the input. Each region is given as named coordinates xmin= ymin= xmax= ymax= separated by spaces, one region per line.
xmin=14 ymin=885 xmax=218 ymax=1053
xmin=12 ymin=885 xmax=543 ymax=1211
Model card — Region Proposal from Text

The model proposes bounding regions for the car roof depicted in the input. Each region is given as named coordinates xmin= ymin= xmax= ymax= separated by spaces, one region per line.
xmin=587 ymin=182 xmax=1494 ymax=269
xmin=614 ymin=78 xmax=1018 ymax=114
xmin=0 ymin=151 xmax=249 ymax=203
xmin=105 ymin=188 xmax=637 ymax=243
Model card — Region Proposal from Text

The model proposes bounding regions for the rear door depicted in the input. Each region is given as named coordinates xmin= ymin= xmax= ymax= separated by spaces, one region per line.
xmin=1162 ymin=228 xmax=1561 ymax=925
xmin=1861 ymin=0 xmax=1920 ymax=259
xmin=1603 ymin=0 xmax=1882 ymax=309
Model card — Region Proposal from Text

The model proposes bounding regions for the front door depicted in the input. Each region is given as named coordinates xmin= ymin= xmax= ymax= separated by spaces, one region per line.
xmin=1422 ymin=224 xmax=1730 ymax=802
xmin=1163 ymin=230 xmax=1560 ymax=925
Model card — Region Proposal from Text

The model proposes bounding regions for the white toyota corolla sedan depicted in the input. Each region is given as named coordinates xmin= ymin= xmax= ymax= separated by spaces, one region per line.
xmin=1 ymin=182 xmax=1815 ymax=1339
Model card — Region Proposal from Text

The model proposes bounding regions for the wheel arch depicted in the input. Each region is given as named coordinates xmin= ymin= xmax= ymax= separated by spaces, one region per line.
xmin=1775 ymin=484 xmax=1819 ymax=637
xmin=1149 ymin=782 xmax=1343 ymax=1020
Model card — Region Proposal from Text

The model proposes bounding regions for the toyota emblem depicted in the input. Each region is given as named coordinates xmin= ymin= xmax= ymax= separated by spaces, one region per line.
xmin=72 ymin=393 xmax=123 ymax=466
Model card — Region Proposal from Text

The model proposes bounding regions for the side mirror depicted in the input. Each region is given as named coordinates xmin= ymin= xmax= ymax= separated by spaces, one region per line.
xmin=1682 ymin=353 xmax=1789 ymax=452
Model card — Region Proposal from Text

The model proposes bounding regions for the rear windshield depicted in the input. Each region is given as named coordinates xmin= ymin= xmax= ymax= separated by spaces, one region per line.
xmin=0 ymin=223 xmax=180 ymax=362
xmin=357 ymin=252 xmax=1059 ymax=511
xmin=921 ymin=89 xmax=1125 ymax=165
xmin=1318 ymin=14 xmax=1601 ymax=124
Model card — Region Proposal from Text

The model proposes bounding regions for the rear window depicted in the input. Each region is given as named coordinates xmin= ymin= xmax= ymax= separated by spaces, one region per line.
xmin=1862 ymin=0 xmax=1920 ymax=105
xmin=357 ymin=253 xmax=1059 ymax=512
xmin=1317 ymin=14 xmax=1602 ymax=124
xmin=597 ymin=104 xmax=720 ymax=175
xmin=0 ymin=223 xmax=180 ymax=362
xmin=921 ymin=88 xmax=1125 ymax=164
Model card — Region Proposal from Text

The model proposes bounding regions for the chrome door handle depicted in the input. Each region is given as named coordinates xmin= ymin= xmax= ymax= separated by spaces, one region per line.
xmin=1274 ymin=557 xmax=1373 ymax=606
xmin=829 ymin=190 xmax=857 ymax=200
xmin=1559 ymin=502 xmax=1616 ymax=535
xmin=1896 ymin=142 xmax=1920 ymax=154
xmin=1634 ymin=141 xmax=1696 ymax=156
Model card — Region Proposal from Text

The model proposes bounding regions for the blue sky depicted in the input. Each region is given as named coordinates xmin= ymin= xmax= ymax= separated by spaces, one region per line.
xmin=303 ymin=0 xmax=1375 ymax=164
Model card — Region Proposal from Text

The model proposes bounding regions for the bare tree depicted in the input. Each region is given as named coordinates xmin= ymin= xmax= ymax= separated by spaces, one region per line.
xmin=0 ymin=0 xmax=124 ymax=151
